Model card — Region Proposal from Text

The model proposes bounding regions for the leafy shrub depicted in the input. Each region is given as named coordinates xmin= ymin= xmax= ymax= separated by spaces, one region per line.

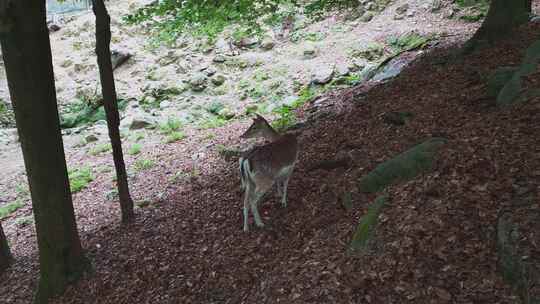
xmin=123 ymin=0 xmax=288 ymax=43
xmin=128 ymin=143 xmax=142 ymax=155
xmin=68 ymin=167 xmax=94 ymax=193
xmin=134 ymin=159 xmax=155 ymax=171
xmin=89 ymin=143 xmax=112 ymax=156
xmin=60 ymin=98 xmax=128 ymax=129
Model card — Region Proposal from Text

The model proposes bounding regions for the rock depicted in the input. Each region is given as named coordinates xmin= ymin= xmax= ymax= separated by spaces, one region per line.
xmin=158 ymin=51 xmax=179 ymax=66
xmin=406 ymin=10 xmax=415 ymax=17
xmin=204 ymin=67 xmax=217 ymax=77
xmin=260 ymin=37 xmax=275 ymax=50
xmin=234 ymin=36 xmax=259 ymax=48
xmin=213 ymin=54 xmax=227 ymax=63
xmin=111 ymin=50 xmax=131 ymax=70
xmin=360 ymin=12 xmax=374 ymax=22
xmin=120 ymin=112 xmax=156 ymax=130
xmin=211 ymin=74 xmax=226 ymax=86
xmin=365 ymin=2 xmax=376 ymax=10
xmin=336 ymin=63 xmax=350 ymax=76
xmin=218 ymin=108 xmax=235 ymax=120
xmin=345 ymin=7 xmax=365 ymax=21
xmin=394 ymin=13 xmax=405 ymax=20
xmin=303 ymin=44 xmax=317 ymax=59
xmin=60 ymin=59 xmax=73 ymax=68
xmin=429 ymin=0 xmax=443 ymax=12
xmin=85 ymin=134 xmax=99 ymax=143
xmin=160 ymin=100 xmax=172 ymax=109
xmin=531 ymin=15 xmax=540 ymax=23
xmin=48 ymin=23 xmax=61 ymax=33
xmin=312 ymin=65 xmax=334 ymax=85
xmin=189 ymin=73 xmax=208 ymax=92
xmin=395 ymin=3 xmax=409 ymax=14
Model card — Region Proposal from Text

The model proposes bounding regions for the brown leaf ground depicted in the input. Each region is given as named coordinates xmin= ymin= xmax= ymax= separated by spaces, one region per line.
xmin=1 ymin=23 xmax=540 ymax=304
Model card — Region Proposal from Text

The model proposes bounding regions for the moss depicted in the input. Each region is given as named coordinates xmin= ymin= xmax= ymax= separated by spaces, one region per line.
xmin=358 ymin=138 xmax=447 ymax=193
xmin=0 ymin=200 xmax=24 ymax=219
xmin=349 ymin=195 xmax=388 ymax=251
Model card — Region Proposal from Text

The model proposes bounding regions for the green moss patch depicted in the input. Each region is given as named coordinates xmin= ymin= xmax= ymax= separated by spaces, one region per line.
xmin=349 ymin=195 xmax=388 ymax=252
xmin=358 ymin=138 xmax=447 ymax=193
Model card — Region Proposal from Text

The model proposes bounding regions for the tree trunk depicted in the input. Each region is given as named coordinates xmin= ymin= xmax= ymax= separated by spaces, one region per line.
xmin=0 ymin=222 xmax=11 ymax=274
xmin=0 ymin=1 xmax=88 ymax=303
xmin=92 ymin=0 xmax=134 ymax=223
xmin=471 ymin=0 xmax=531 ymax=43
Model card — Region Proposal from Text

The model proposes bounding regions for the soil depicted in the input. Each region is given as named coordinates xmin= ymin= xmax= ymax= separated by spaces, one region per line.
xmin=0 ymin=1 xmax=539 ymax=303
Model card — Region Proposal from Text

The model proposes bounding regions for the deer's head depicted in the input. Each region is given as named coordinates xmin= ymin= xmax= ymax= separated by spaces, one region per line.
xmin=240 ymin=114 xmax=276 ymax=139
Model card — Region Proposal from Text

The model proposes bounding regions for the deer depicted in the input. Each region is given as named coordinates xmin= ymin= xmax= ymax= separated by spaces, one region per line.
xmin=239 ymin=114 xmax=299 ymax=231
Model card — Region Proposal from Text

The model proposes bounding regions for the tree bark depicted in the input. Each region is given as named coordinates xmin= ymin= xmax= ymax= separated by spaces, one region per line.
xmin=0 ymin=222 xmax=11 ymax=274
xmin=92 ymin=0 xmax=134 ymax=223
xmin=471 ymin=0 xmax=531 ymax=43
xmin=0 ymin=1 xmax=88 ymax=302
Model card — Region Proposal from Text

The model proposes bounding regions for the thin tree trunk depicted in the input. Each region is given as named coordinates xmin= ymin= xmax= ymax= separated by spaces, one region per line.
xmin=0 ymin=223 xmax=11 ymax=274
xmin=0 ymin=1 xmax=88 ymax=302
xmin=92 ymin=0 xmax=134 ymax=223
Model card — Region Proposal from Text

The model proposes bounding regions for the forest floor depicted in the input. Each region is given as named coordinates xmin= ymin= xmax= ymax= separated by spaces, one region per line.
xmin=1 ymin=1 xmax=540 ymax=304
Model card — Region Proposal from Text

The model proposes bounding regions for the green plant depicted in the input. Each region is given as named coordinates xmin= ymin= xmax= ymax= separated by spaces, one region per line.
xmin=128 ymin=143 xmax=142 ymax=155
xmin=68 ymin=167 xmax=94 ymax=193
xmin=123 ymin=0 xmax=286 ymax=44
xmin=89 ymin=143 xmax=112 ymax=156
xmin=198 ymin=115 xmax=227 ymax=129
xmin=0 ymin=200 xmax=24 ymax=219
xmin=387 ymin=32 xmax=432 ymax=53
xmin=159 ymin=117 xmax=183 ymax=134
xmin=15 ymin=216 xmax=34 ymax=227
xmin=165 ymin=131 xmax=186 ymax=143
xmin=350 ymin=42 xmax=385 ymax=61
xmin=134 ymin=159 xmax=155 ymax=172
xmin=60 ymin=98 xmax=128 ymax=129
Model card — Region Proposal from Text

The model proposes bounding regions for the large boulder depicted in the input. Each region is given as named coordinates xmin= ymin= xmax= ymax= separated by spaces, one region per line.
xmin=120 ymin=112 xmax=157 ymax=130
xmin=311 ymin=64 xmax=334 ymax=85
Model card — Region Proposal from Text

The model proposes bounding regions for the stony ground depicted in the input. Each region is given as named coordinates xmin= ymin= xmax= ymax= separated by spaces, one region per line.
xmin=1 ymin=0 xmax=540 ymax=303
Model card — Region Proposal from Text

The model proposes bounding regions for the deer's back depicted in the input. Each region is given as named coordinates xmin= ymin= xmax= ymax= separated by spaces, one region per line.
xmin=245 ymin=134 xmax=298 ymax=177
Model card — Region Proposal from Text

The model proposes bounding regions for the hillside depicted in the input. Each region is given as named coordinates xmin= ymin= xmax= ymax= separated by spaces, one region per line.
xmin=0 ymin=0 xmax=539 ymax=303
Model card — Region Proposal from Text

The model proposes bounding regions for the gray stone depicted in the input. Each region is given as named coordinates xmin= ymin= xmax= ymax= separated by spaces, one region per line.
xmin=303 ymin=44 xmax=317 ymax=59
xmin=85 ymin=134 xmax=99 ymax=143
xmin=120 ymin=112 xmax=157 ymax=130
xmin=160 ymin=100 xmax=172 ymax=109
xmin=531 ymin=15 xmax=540 ymax=23
xmin=345 ymin=7 xmax=365 ymax=21
xmin=204 ymin=67 xmax=217 ymax=77
xmin=312 ymin=65 xmax=334 ymax=85
xmin=234 ymin=36 xmax=259 ymax=48
xmin=189 ymin=73 xmax=208 ymax=92
xmin=260 ymin=37 xmax=275 ymax=50
xmin=211 ymin=74 xmax=226 ymax=86
xmin=360 ymin=12 xmax=374 ymax=22
xmin=111 ymin=50 xmax=131 ymax=70
xmin=218 ymin=108 xmax=236 ymax=120
xmin=395 ymin=3 xmax=409 ymax=14
xmin=213 ymin=54 xmax=227 ymax=63
xmin=336 ymin=63 xmax=350 ymax=76
xmin=429 ymin=0 xmax=443 ymax=12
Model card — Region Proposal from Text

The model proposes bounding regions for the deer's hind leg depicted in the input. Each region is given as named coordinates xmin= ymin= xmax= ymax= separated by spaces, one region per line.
xmin=243 ymin=185 xmax=251 ymax=232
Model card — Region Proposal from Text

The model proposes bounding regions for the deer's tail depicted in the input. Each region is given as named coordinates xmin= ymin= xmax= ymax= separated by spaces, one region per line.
xmin=239 ymin=157 xmax=251 ymax=191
